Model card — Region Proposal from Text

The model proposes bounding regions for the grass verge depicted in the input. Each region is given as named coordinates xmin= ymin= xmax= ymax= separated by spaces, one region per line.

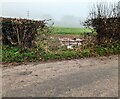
xmin=2 ymin=43 xmax=120 ymax=63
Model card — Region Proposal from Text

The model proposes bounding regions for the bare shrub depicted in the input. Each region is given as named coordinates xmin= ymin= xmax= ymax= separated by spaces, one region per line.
xmin=2 ymin=17 xmax=46 ymax=50
xmin=84 ymin=1 xmax=120 ymax=45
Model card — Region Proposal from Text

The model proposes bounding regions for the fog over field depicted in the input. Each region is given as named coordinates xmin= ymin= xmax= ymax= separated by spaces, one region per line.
xmin=42 ymin=15 xmax=84 ymax=27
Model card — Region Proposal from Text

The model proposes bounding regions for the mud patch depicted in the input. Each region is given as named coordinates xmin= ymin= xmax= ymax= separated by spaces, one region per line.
xmin=18 ymin=71 xmax=32 ymax=76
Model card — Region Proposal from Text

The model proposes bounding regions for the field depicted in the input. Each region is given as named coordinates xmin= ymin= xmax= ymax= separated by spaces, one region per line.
xmin=52 ymin=27 xmax=92 ymax=35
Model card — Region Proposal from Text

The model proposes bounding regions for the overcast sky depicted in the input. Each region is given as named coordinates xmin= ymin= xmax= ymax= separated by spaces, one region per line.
xmin=0 ymin=0 xmax=119 ymax=27
xmin=2 ymin=2 xmax=89 ymax=20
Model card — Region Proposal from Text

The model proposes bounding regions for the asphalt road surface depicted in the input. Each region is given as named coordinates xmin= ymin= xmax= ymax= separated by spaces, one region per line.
xmin=2 ymin=55 xmax=118 ymax=97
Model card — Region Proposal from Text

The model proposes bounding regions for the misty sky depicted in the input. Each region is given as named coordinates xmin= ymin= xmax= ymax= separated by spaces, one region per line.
xmin=2 ymin=2 xmax=92 ymax=20
xmin=1 ymin=0 xmax=119 ymax=27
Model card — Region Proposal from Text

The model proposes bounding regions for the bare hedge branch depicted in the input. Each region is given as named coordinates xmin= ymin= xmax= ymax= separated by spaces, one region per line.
xmin=84 ymin=1 xmax=120 ymax=44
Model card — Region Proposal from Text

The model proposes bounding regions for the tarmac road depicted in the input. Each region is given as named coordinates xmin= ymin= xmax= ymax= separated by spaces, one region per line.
xmin=2 ymin=55 xmax=118 ymax=97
